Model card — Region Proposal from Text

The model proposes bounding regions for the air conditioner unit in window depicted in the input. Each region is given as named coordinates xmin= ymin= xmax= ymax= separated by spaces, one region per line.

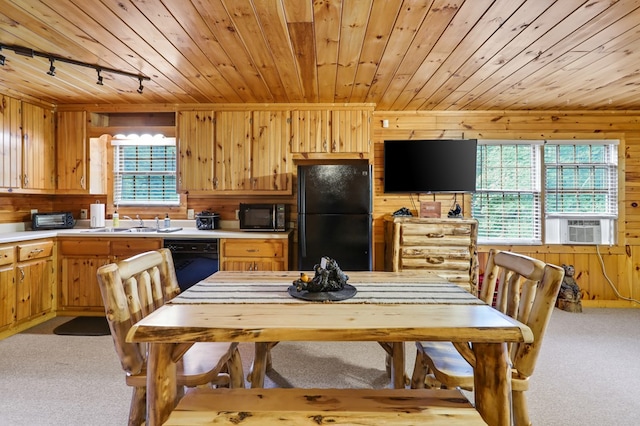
xmin=561 ymin=218 xmax=602 ymax=244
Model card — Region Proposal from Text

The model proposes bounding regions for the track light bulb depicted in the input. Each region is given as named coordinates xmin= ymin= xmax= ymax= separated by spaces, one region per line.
xmin=137 ymin=77 xmax=144 ymax=94
xmin=0 ymin=54 xmax=5 ymax=66
xmin=47 ymin=58 xmax=55 ymax=76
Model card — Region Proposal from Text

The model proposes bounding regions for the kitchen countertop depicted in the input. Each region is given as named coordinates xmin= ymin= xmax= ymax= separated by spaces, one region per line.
xmin=0 ymin=220 xmax=292 ymax=244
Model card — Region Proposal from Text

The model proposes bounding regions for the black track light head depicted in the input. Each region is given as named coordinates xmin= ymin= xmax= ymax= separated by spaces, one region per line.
xmin=96 ymin=69 xmax=103 ymax=85
xmin=137 ymin=77 xmax=144 ymax=94
xmin=47 ymin=58 xmax=55 ymax=76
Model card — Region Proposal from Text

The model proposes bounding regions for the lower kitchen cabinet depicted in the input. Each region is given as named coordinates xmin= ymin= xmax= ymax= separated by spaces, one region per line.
xmin=0 ymin=245 xmax=16 ymax=332
xmin=15 ymin=240 xmax=56 ymax=324
xmin=220 ymin=238 xmax=290 ymax=271
xmin=58 ymin=237 xmax=162 ymax=314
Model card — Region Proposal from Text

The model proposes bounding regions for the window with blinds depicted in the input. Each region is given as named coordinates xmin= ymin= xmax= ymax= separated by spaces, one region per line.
xmin=112 ymin=136 xmax=179 ymax=206
xmin=472 ymin=140 xmax=618 ymax=245
xmin=472 ymin=142 xmax=542 ymax=244
xmin=544 ymin=142 xmax=618 ymax=216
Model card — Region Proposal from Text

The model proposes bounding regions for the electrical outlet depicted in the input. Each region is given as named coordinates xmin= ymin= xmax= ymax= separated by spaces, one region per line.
xmin=187 ymin=209 xmax=195 ymax=219
xmin=80 ymin=209 xmax=88 ymax=219
xmin=235 ymin=209 xmax=240 ymax=220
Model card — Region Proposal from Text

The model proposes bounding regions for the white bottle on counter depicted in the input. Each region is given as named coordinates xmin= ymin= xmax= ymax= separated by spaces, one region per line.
xmin=164 ymin=213 xmax=170 ymax=228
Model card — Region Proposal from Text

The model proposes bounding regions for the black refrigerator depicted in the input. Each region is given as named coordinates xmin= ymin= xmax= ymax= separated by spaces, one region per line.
xmin=297 ymin=162 xmax=372 ymax=271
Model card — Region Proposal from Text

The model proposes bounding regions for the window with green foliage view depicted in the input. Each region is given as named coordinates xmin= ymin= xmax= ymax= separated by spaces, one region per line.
xmin=113 ymin=136 xmax=180 ymax=206
xmin=472 ymin=140 xmax=617 ymax=244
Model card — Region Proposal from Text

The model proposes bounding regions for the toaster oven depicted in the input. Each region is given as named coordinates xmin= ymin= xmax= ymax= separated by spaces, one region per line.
xmin=32 ymin=212 xmax=76 ymax=230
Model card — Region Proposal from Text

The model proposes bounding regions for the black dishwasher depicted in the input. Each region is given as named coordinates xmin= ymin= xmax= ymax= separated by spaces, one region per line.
xmin=163 ymin=239 xmax=219 ymax=291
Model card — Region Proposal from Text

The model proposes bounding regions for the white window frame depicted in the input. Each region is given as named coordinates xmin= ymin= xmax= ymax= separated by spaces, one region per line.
xmin=473 ymin=139 xmax=618 ymax=245
xmin=112 ymin=135 xmax=180 ymax=207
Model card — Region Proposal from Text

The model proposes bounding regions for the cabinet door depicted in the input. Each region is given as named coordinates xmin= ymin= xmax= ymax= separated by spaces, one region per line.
xmin=290 ymin=110 xmax=330 ymax=153
xmin=331 ymin=110 xmax=370 ymax=153
xmin=215 ymin=111 xmax=252 ymax=191
xmin=56 ymin=111 xmax=88 ymax=192
xmin=16 ymin=258 xmax=54 ymax=322
xmin=220 ymin=239 xmax=287 ymax=271
xmin=0 ymin=95 xmax=22 ymax=189
xmin=251 ymin=110 xmax=292 ymax=194
xmin=0 ymin=264 xmax=16 ymax=330
xmin=59 ymin=255 xmax=110 ymax=309
xmin=177 ymin=110 xmax=215 ymax=191
xmin=22 ymin=102 xmax=55 ymax=190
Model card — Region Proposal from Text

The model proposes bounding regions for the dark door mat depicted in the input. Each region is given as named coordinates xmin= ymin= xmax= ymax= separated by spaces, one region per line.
xmin=53 ymin=317 xmax=111 ymax=336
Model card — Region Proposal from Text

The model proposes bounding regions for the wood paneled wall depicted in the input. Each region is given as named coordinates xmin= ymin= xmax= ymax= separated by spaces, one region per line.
xmin=4 ymin=106 xmax=640 ymax=307
xmin=372 ymin=111 xmax=639 ymax=307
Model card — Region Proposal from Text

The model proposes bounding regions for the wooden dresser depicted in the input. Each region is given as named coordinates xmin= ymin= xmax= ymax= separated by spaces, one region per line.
xmin=384 ymin=215 xmax=479 ymax=295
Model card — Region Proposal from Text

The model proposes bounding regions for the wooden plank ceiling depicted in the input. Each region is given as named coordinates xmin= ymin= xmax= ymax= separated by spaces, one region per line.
xmin=1 ymin=0 xmax=639 ymax=110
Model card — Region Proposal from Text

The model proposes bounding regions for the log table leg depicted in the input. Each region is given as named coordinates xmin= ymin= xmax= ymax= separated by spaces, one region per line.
xmin=250 ymin=342 xmax=270 ymax=388
xmin=473 ymin=342 xmax=512 ymax=426
xmin=391 ymin=342 xmax=406 ymax=389
xmin=147 ymin=342 xmax=178 ymax=426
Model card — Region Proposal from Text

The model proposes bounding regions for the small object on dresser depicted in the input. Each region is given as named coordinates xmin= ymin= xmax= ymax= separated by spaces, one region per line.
xmin=393 ymin=207 xmax=412 ymax=216
xmin=447 ymin=203 xmax=462 ymax=218
xmin=420 ymin=201 xmax=441 ymax=218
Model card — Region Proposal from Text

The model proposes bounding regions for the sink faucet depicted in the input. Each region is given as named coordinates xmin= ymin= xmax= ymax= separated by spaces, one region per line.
xmin=122 ymin=215 xmax=144 ymax=227
xmin=135 ymin=215 xmax=144 ymax=227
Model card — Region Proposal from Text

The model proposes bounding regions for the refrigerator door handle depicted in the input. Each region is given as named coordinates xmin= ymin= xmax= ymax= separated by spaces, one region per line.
xmin=299 ymin=215 xmax=307 ymax=258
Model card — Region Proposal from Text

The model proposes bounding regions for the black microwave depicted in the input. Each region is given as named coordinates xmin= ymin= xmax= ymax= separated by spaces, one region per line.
xmin=239 ymin=203 xmax=287 ymax=231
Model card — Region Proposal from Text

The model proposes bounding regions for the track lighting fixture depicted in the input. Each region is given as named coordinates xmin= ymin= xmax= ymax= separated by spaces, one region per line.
xmin=47 ymin=58 xmax=55 ymax=76
xmin=0 ymin=42 xmax=150 ymax=91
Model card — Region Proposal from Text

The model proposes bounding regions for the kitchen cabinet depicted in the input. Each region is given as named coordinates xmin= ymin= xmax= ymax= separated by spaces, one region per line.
xmin=290 ymin=109 xmax=371 ymax=156
xmin=384 ymin=216 xmax=479 ymax=295
xmin=177 ymin=109 xmax=291 ymax=194
xmin=0 ymin=95 xmax=22 ymax=190
xmin=21 ymin=102 xmax=56 ymax=191
xmin=56 ymin=110 xmax=88 ymax=192
xmin=177 ymin=110 xmax=215 ymax=191
xmin=0 ymin=245 xmax=16 ymax=332
xmin=15 ymin=240 xmax=55 ymax=323
xmin=249 ymin=110 xmax=292 ymax=193
xmin=58 ymin=237 xmax=162 ymax=314
xmin=220 ymin=238 xmax=289 ymax=271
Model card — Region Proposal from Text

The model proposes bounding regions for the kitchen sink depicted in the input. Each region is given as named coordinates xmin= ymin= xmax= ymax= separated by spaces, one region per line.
xmin=83 ymin=226 xmax=157 ymax=233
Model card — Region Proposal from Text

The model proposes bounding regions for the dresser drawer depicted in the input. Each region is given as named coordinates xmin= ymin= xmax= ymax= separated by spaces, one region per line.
xmin=17 ymin=241 xmax=54 ymax=261
xmin=400 ymin=246 xmax=471 ymax=271
xmin=400 ymin=223 xmax=472 ymax=247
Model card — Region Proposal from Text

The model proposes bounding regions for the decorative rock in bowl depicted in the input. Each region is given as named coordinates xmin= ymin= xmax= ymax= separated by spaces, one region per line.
xmin=288 ymin=257 xmax=357 ymax=301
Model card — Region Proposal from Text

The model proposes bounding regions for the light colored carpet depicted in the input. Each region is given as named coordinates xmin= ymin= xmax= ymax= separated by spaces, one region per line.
xmin=0 ymin=308 xmax=639 ymax=425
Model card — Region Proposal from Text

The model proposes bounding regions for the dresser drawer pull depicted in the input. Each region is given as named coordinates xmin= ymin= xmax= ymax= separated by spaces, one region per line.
xmin=425 ymin=233 xmax=444 ymax=238
xmin=426 ymin=256 xmax=445 ymax=264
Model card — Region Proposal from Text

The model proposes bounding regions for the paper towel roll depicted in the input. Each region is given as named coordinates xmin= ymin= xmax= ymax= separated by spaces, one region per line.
xmin=90 ymin=203 xmax=105 ymax=228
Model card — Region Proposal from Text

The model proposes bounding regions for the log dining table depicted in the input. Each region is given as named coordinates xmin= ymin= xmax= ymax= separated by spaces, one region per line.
xmin=127 ymin=270 xmax=533 ymax=426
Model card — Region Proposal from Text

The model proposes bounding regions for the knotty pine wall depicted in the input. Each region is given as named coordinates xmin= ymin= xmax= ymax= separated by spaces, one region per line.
xmin=372 ymin=111 xmax=639 ymax=308
xmin=3 ymin=108 xmax=640 ymax=306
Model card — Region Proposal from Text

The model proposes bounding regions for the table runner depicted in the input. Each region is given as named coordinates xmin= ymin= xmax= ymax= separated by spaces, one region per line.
xmin=169 ymin=281 xmax=484 ymax=305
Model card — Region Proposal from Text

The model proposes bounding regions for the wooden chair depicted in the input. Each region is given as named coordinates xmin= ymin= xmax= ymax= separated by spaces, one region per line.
xmin=96 ymin=248 xmax=244 ymax=426
xmin=410 ymin=249 xmax=565 ymax=426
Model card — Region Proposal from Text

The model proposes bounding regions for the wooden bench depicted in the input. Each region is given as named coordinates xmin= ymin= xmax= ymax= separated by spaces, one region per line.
xmin=164 ymin=387 xmax=487 ymax=425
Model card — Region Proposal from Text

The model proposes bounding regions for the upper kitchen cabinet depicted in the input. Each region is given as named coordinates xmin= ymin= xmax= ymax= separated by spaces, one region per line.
xmin=20 ymin=102 xmax=55 ymax=192
xmin=178 ymin=109 xmax=292 ymax=195
xmin=176 ymin=110 xmax=215 ymax=192
xmin=249 ymin=110 xmax=291 ymax=194
xmin=290 ymin=106 xmax=373 ymax=160
xmin=0 ymin=95 xmax=22 ymax=190
xmin=56 ymin=111 xmax=88 ymax=193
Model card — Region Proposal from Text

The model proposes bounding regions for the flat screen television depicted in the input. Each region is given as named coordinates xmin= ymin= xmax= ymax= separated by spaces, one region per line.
xmin=383 ymin=139 xmax=477 ymax=193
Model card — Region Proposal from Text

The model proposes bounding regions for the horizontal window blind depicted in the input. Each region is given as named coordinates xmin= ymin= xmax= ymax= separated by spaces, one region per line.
xmin=544 ymin=143 xmax=617 ymax=216
xmin=113 ymin=137 xmax=179 ymax=206
xmin=473 ymin=143 xmax=542 ymax=243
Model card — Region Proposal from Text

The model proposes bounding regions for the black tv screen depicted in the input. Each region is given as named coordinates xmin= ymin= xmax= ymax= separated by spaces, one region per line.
xmin=383 ymin=139 xmax=477 ymax=193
